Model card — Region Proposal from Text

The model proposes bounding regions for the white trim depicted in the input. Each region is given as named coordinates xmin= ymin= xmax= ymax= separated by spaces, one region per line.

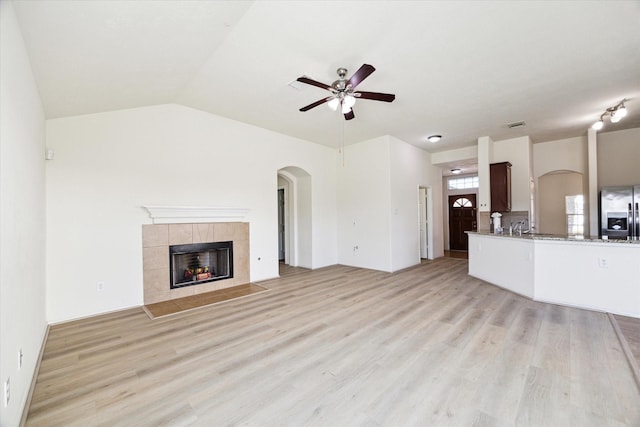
xmin=142 ymin=206 xmax=249 ymax=224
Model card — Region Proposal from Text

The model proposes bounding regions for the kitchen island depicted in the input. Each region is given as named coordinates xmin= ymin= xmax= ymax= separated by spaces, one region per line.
xmin=467 ymin=231 xmax=640 ymax=318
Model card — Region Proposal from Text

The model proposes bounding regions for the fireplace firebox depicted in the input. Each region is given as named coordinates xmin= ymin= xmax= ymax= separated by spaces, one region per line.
xmin=169 ymin=241 xmax=233 ymax=289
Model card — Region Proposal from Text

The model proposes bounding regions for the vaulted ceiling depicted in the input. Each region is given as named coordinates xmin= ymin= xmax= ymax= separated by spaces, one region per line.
xmin=12 ymin=1 xmax=640 ymax=153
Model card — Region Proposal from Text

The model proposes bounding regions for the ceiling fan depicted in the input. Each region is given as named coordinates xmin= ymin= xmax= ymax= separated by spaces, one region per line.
xmin=296 ymin=64 xmax=395 ymax=120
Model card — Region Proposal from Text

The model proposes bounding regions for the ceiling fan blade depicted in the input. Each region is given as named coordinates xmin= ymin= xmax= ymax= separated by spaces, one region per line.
xmin=296 ymin=76 xmax=332 ymax=91
xmin=344 ymin=110 xmax=355 ymax=120
xmin=347 ymin=64 xmax=376 ymax=89
xmin=300 ymin=97 xmax=333 ymax=112
xmin=355 ymin=91 xmax=396 ymax=102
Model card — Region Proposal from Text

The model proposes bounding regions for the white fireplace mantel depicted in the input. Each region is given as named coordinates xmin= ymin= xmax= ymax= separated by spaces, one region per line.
xmin=142 ymin=205 xmax=250 ymax=224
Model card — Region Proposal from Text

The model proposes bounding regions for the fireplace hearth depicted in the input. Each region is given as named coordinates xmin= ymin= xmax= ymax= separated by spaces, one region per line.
xmin=170 ymin=241 xmax=233 ymax=289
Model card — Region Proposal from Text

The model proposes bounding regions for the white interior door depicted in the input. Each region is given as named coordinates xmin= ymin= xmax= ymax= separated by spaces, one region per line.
xmin=278 ymin=188 xmax=285 ymax=261
xmin=419 ymin=187 xmax=428 ymax=258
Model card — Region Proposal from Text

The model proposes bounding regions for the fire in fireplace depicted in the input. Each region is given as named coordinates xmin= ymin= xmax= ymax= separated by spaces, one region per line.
xmin=169 ymin=241 xmax=233 ymax=289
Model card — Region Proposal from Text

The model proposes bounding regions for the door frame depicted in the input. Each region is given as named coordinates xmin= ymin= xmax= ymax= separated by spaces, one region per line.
xmin=419 ymin=187 xmax=434 ymax=260
xmin=448 ymin=193 xmax=477 ymax=251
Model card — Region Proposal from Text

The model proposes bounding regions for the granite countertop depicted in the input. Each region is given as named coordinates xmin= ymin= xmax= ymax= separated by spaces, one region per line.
xmin=467 ymin=230 xmax=640 ymax=244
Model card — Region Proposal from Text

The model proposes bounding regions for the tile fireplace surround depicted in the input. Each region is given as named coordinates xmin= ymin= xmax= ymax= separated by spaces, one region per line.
xmin=142 ymin=222 xmax=250 ymax=304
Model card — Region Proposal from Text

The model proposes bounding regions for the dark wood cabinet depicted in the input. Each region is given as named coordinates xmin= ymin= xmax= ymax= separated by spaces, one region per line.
xmin=490 ymin=162 xmax=512 ymax=212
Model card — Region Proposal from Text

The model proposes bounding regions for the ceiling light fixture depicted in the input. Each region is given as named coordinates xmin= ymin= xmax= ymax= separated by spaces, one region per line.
xmin=428 ymin=135 xmax=442 ymax=143
xmin=592 ymin=99 xmax=628 ymax=130
xmin=328 ymin=93 xmax=357 ymax=114
xmin=327 ymin=97 xmax=340 ymax=111
xmin=343 ymin=94 xmax=356 ymax=109
xmin=592 ymin=119 xmax=604 ymax=130
xmin=451 ymin=168 xmax=462 ymax=174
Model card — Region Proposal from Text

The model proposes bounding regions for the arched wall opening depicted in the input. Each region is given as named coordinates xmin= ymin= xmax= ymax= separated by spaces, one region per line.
xmin=537 ymin=170 xmax=584 ymax=235
xmin=277 ymin=166 xmax=312 ymax=269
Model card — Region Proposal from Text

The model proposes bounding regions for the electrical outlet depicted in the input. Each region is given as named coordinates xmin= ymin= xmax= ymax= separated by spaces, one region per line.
xmin=97 ymin=282 xmax=105 ymax=291
xmin=4 ymin=378 xmax=9 ymax=407
xmin=18 ymin=349 xmax=23 ymax=370
xmin=598 ymin=257 xmax=608 ymax=268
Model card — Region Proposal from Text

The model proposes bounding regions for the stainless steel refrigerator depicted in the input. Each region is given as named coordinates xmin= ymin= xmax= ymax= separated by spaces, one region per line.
xmin=600 ymin=185 xmax=640 ymax=240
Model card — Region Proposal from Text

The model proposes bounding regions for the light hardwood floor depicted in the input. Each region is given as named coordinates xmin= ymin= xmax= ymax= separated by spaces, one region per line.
xmin=614 ymin=314 xmax=640 ymax=365
xmin=26 ymin=258 xmax=640 ymax=426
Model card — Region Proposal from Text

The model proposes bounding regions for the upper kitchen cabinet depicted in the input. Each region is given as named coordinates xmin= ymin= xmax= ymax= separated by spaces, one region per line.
xmin=490 ymin=161 xmax=512 ymax=212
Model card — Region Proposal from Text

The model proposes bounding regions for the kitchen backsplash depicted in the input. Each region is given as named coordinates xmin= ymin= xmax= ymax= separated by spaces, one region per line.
xmin=491 ymin=211 xmax=529 ymax=232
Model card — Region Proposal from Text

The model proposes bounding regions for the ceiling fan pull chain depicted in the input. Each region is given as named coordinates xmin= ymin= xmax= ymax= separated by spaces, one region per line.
xmin=341 ymin=114 xmax=345 ymax=167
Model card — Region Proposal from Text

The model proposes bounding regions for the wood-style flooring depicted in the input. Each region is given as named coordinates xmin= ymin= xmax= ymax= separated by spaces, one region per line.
xmin=444 ymin=250 xmax=468 ymax=260
xmin=26 ymin=258 xmax=640 ymax=426
xmin=613 ymin=313 xmax=640 ymax=389
xmin=143 ymin=284 xmax=268 ymax=319
xmin=614 ymin=315 xmax=640 ymax=364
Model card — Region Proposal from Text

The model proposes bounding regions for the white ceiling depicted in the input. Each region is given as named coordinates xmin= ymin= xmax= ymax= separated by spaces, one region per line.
xmin=13 ymin=0 xmax=640 ymax=157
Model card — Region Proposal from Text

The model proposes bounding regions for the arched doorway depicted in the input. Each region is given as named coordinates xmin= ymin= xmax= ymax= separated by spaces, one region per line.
xmin=537 ymin=171 xmax=584 ymax=235
xmin=277 ymin=166 xmax=312 ymax=269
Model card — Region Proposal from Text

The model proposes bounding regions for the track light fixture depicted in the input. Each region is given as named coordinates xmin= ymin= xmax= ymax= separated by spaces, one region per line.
xmin=592 ymin=99 xmax=628 ymax=131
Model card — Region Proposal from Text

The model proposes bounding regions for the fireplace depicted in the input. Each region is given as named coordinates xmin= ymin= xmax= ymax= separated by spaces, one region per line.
xmin=142 ymin=221 xmax=249 ymax=305
xmin=170 ymin=241 xmax=233 ymax=289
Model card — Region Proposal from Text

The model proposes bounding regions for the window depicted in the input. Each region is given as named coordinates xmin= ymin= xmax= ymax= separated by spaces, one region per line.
xmin=566 ymin=195 xmax=584 ymax=235
xmin=448 ymin=176 xmax=478 ymax=190
xmin=452 ymin=197 xmax=473 ymax=208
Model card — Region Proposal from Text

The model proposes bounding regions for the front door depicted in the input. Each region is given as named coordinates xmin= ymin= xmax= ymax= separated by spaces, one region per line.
xmin=449 ymin=194 xmax=477 ymax=251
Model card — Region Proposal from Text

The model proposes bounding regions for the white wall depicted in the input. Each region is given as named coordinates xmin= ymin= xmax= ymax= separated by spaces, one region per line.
xmin=337 ymin=136 xmax=392 ymax=271
xmin=389 ymin=137 xmax=429 ymax=270
xmin=297 ymin=174 xmax=313 ymax=268
xmin=492 ymin=136 xmax=533 ymax=213
xmin=0 ymin=2 xmax=48 ymax=425
xmin=337 ymin=135 xmax=443 ymax=272
xmin=430 ymin=145 xmax=477 ymax=165
xmin=426 ymin=156 xmax=445 ymax=259
xmin=597 ymin=127 xmax=640 ymax=187
xmin=533 ymin=136 xmax=587 ymax=178
xmin=477 ymin=136 xmax=493 ymax=213
xmin=46 ymin=104 xmax=337 ymax=322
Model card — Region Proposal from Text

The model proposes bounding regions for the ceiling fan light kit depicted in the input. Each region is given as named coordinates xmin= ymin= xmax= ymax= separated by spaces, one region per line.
xmin=592 ymin=99 xmax=628 ymax=130
xmin=296 ymin=64 xmax=396 ymax=120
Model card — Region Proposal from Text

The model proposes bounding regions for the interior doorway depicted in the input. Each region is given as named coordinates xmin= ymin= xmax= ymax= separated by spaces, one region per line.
xmin=448 ymin=194 xmax=477 ymax=251
xmin=277 ymin=166 xmax=312 ymax=269
xmin=278 ymin=188 xmax=285 ymax=261
xmin=419 ymin=187 xmax=434 ymax=259
xmin=537 ymin=171 xmax=583 ymax=235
